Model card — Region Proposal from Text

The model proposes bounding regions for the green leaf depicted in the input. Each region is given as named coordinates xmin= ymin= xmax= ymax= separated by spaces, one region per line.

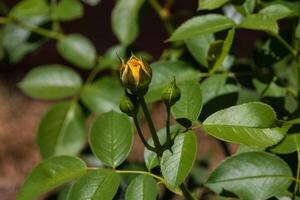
xmin=80 ymin=77 xmax=123 ymax=114
xmin=52 ymin=0 xmax=83 ymax=21
xmin=206 ymin=151 xmax=292 ymax=200
xmin=168 ymin=14 xmax=235 ymax=41
xmin=203 ymin=102 xmax=287 ymax=148
xmin=296 ymin=20 xmax=300 ymax=38
xmin=238 ymin=4 xmax=291 ymax=34
xmin=209 ymin=28 xmax=235 ymax=73
xmin=37 ymin=102 xmax=85 ymax=158
xmin=98 ymin=45 xmax=126 ymax=70
xmin=146 ymin=61 xmax=201 ymax=102
xmin=237 ymin=87 xmax=260 ymax=104
xmin=285 ymin=94 xmax=298 ymax=113
xmin=259 ymin=4 xmax=292 ymax=20
xmin=144 ymin=126 xmax=180 ymax=170
xmin=57 ymin=34 xmax=96 ymax=69
xmin=272 ymin=134 xmax=300 ymax=154
xmin=171 ymin=81 xmax=202 ymax=127
xmin=18 ymin=65 xmax=82 ymax=100
xmin=261 ymin=1 xmax=300 ymax=17
xmin=2 ymin=16 xmax=48 ymax=64
xmin=239 ymin=14 xmax=278 ymax=33
xmin=200 ymin=74 xmax=238 ymax=104
xmin=9 ymin=0 xmax=49 ymax=18
xmin=17 ymin=156 xmax=87 ymax=200
xmin=252 ymin=79 xmax=286 ymax=97
xmin=161 ymin=131 xmax=197 ymax=189
xmin=67 ymin=169 xmax=120 ymax=200
xmin=89 ymin=111 xmax=134 ymax=168
xmin=198 ymin=0 xmax=229 ymax=10
xmin=184 ymin=34 xmax=215 ymax=67
xmin=125 ymin=175 xmax=159 ymax=200
xmin=235 ymin=0 xmax=256 ymax=16
xmin=111 ymin=0 xmax=145 ymax=46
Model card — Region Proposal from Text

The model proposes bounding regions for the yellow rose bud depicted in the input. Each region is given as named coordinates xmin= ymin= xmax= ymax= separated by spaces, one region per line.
xmin=120 ymin=54 xmax=152 ymax=96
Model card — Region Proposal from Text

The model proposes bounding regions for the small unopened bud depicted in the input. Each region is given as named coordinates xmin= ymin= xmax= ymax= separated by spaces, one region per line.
xmin=162 ymin=77 xmax=181 ymax=107
xmin=119 ymin=91 xmax=139 ymax=117
xmin=119 ymin=53 xmax=152 ymax=96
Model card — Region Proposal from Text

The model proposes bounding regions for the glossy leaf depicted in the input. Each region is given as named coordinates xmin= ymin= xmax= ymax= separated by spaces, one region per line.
xmin=259 ymin=4 xmax=292 ymax=20
xmin=9 ymin=0 xmax=49 ymax=18
xmin=239 ymin=14 xmax=278 ymax=33
xmin=161 ymin=131 xmax=197 ymax=189
xmin=272 ymin=134 xmax=300 ymax=154
xmin=200 ymin=74 xmax=238 ymax=104
xmin=17 ymin=156 xmax=87 ymax=200
xmin=206 ymin=151 xmax=292 ymax=200
xmin=168 ymin=14 xmax=235 ymax=41
xmin=238 ymin=4 xmax=291 ymax=34
xmin=67 ymin=169 xmax=120 ymax=200
xmin=111 ymin=0 xmax=145 ymax=46
xmin=80 ymin=77 xmax=123 ymax=114
xmin=261 ymin=1 xmax=300 ymax=16
xmin=198 ymin=0 xmax=229 ymax=10
xmin=237 ymin=87 xmax=260 ymax=104
xmin=235 ymin=0 xmax=256 ymax=16
xmin=57 ymin=34 xmax=96 ymax=69
xmin=2 ymin=16 xmax=47 ymax=64
xmin=89 ymin=111 xmax=134 ymax=168
xmin=37 ymin=102 xmax=85 ymax=158
xmin=146 ymin=61 xmax=201 ymax=102
xmin=172 ymin=81 xmax=202 ymax=127
xmin=252 ymin=79 xmax=286 ymax=97
xmin=18 ymin=65 xmax=82 ymax=100
xmin=144 ymin=126 xmax=180 ymax=170
xmin=209 ymin=28 xmax=235 ymax=73
xmin=185 ymin=34 xmax=215 ymax=67
xmin=203 ymin=102 xmax=287 ymax=148
xmin=125 ymin=175 xmax=159 ymax=200
xmin=52 ymin=0 xmax=83 ymax=21
xmin=285 ymin=94 xmax=298 ymax=113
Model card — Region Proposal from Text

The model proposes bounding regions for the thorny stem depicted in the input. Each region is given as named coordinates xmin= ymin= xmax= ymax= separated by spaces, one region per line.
xmin=133 ymin=116 xmax=156 ymax=152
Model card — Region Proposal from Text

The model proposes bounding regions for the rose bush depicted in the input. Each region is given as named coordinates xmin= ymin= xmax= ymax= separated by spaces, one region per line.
xmin=0 ymin=0 xmax=299 ymax=199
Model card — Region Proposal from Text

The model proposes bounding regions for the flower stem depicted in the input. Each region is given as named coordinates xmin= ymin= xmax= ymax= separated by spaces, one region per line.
xmin=293 ymin=146 xmax=300 ymax=199
xmin=133 ymin=116 xmax=156 ymax=152
xmin=166 ymin=106 xmax=171 ymax=142
xmin=179 ymin=183 xmax=197 ymax=200
xmin=139 ymin=97 xmax=162 ymax=154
